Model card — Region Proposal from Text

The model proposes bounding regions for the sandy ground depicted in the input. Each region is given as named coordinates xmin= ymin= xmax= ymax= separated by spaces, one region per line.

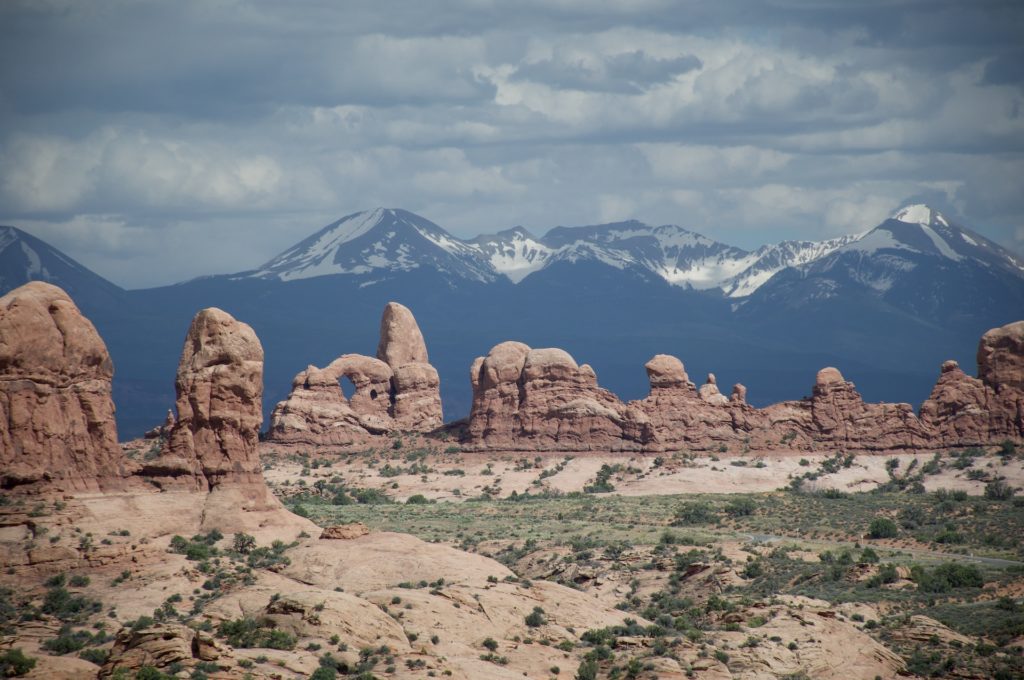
xmin=261 ymin=447 xmax=1024 ymax=501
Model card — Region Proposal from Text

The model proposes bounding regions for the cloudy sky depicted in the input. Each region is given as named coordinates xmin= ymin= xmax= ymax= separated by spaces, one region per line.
xmin=1 ymin=0 xmax=1022 ymax=288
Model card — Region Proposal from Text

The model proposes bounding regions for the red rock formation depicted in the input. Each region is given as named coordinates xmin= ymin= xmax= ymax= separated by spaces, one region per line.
xmin=269 ymin=354 xmax=394 ymax=446
xmin=466 ymin=342 xmax=649 ymax=451
xmin=268 ymin=302 xmax=442 ymax=446
xmin=978 ymin=321 xmax=1024 ymax=391
xmin=918 ymin=320 xmax=1024 ymax=446
xmin=803 ymin=367 xmax=929 ymax=450
xmin=465 ymin=320 xmax=1024 ymax=453
xmin=630 ymin=355 xmax=764 ymax=452
xmin=0 ymin=282 xmax=126 ymax=492
xmin=152 ymin=308 xmax=265 ymax=489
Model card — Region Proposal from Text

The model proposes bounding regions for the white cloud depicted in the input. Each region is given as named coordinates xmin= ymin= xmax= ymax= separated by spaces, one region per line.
xmin=2 ymin=0 xmax=1023 ymax=285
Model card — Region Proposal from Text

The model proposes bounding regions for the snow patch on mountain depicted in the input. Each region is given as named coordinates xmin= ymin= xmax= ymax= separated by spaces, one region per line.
xmin=920 ymin=224 xmax=963 ymax=261
xmin=893 ymin=204 xmax=933 ymax=225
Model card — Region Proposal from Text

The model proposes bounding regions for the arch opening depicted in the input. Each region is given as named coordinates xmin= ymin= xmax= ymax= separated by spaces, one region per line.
xmin=339 ymin=376 xmax=356 ymax=400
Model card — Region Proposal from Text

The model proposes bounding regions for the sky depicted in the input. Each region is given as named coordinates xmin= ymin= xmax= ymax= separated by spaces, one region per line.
xmin=1 ymin=0 xmax=1022 ymax=289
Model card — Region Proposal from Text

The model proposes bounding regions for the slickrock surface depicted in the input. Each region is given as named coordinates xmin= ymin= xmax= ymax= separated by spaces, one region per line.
xmin=152 ymin=307 xmax=266 ymax=490
xmin=0 ymin=282 xmax=125 ymax=492
xmin=268 ymin=301 xmax=442 ymax=446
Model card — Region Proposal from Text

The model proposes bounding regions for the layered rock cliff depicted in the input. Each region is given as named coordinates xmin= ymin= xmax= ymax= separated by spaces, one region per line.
xmin=0 ymin=282 xmax=125 ymax=492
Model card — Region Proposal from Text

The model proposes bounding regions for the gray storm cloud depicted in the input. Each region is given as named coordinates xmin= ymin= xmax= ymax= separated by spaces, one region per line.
xmin=0 ymin=0 xmax=1022 ymax=287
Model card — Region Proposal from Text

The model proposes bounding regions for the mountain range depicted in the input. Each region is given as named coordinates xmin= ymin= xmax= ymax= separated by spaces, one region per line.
xmin=2 ymin=205 xmax=1022 ymax=437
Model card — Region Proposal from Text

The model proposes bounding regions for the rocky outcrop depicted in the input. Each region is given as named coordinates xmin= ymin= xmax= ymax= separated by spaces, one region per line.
xmin=464 ymin=320 xmax=1024 ymax=452
xmin=920 ymin=358 xmax=1023 ymax=447
xmin=0 ymin=282 xmax=126 ymax=492
xmin=978 ymin=320 xmax=1024 ymax=391
xmin=143 ymin=409 xmax=175 ymax=439
xmin=466 ymin=342 xmax=649 ymax=451
xmin=100 ymin=623 xmax=235 ymax=679
xmin=268 ymin=302 xmax=441 ymax=446
xmin=151 ymin=308 xmax=265 ymax=490
xmin=320 ymin=522 xmax=370 ymax=540
xmin=795 ymin=366 xmax=929 ymax=450
xmin=697 ymin=373 xmax=729 ymax=405
xmin=630 ymin=355 xmax=766 ymax=452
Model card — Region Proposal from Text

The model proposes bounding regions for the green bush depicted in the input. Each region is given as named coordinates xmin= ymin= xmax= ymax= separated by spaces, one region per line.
xmin=673 ymin=501 xmax=714 ymax=525
xmin=725 ymin=498 xmax=755 ymax=517
xmin=232 ymin=533 xmax=256 ymax=554
xmin=79 ymin=647 xmax=109 ymax=665
xmin=867 ymin=517 xmax=898 ymax=539
xmin=42 ymin=626 xmax=94 ymax=654
xmin=406 ymin=494 xmax=429 ymax=505
xmin=217 ymin=618 xmax=296 ymax=650
xmin=525 ymin=606 xmax=546 ymax=628
xmin=575 ymin=659 xmax=598 ymax=680
xmin=912 ymin=562 xmax=984 ymax=593
xmin=985 ymin=479 xmax=1015 ymax=501
xmin=0 ymin=648 xmax=36 ymax=676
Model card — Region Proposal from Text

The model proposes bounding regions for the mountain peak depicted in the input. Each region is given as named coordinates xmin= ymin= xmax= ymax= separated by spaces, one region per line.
xmin=892 ymin=204 xmax=950 ymax=227
xmin=0 ymin=225 xmax=124 ymax=301
xmin=250 ymin=208 xmax=496 ymax=284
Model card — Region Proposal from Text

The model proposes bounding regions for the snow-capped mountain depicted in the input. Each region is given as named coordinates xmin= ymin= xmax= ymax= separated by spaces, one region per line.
xmin=742 ymin=204 xmax=1024 ymax=322
xmin=247 ymin=208 xmax=497 ymax=284
xmin=473 ymin=218 xmax=868 ymax=294
xmin=469 ymin=227 xmax=553 ymax=284
xmin=0 ymin=226 xmax=124 ymax=304
xmin=720 ymin=234 xmax=865 ymax=298
xmin=215 ymin=204 xmax=1024 ymax=311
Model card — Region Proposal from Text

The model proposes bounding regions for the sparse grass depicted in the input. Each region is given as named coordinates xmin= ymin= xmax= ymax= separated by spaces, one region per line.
xmin=288 ymin=487 xmax=1024 ymax=560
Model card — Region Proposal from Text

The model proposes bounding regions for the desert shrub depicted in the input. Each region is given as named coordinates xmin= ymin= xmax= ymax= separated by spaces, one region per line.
xmin=985 ymin=479 xmax=1015 ymax=501
xmin=41 ymin=586 xmax=101 ymax=621
xmin=232 ymin=533 xmax=256 ymax=554
xmin=575 ymin=659 xmax=599 ymax=680
xmin=673 ymin=501 xmax=714 ymax=525
xmin=482 ymin=637 xmax=498 ymax=651
xmin=725 ymin=498 xmax=756 ymax=517
xmin=168 ymin=530 xmax=222 ymax=561
xmin=79 ymin=647 xmax=109 ymax=665
xmin=0 ymin=648 xmax=36 ymax=676
xmin=217 ymin=617 xmax=296 ymax=650
xmin=43 ymin=625 xmax=95 ymax=654
xmin=911 ymin=562 xmax=984 ymax=593
xmin=525 ymin=606 xmax=546 ymax=628
xmin=867 ymin=517 xmax=898 ymax=539
xmin=406 ymin=494 xmax=429 ymax=505
xmin=583 ymin=465 xmax=618 ymax=493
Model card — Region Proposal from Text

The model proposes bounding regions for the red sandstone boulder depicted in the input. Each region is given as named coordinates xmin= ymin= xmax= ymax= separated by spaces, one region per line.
xmin=0 ymin=282 xmax=126 ymax=492
xmin=156 ymin=308 xmax=265 ymax=489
